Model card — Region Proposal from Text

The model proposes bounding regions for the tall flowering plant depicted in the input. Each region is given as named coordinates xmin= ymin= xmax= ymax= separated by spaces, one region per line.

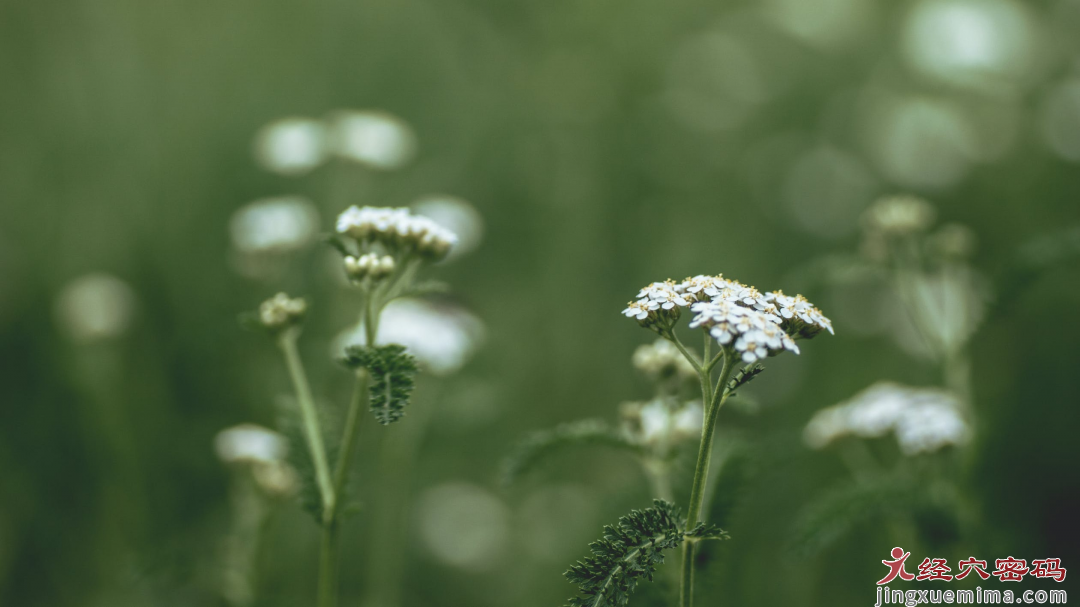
xmin=245 ymin=205 xmax=457 ymax=607
xmin=534 ymin=274 xmax=832 ymax=607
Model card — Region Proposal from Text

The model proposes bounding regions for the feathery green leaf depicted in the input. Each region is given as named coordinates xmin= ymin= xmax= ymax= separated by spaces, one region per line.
xmin=564 ymin=500 xmax=724 ymax=607
xmin=501 ymin=419 xmax=646 ymax=486
xmin=341 ymin=344 xmax=419 ymax=425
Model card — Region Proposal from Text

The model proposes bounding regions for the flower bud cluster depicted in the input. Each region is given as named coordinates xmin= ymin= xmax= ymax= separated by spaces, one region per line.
xmin=344 ymin=253 xmax=396 ymax=281
xmin=804 ymin=382 xmax=968 ymax=456
xmin=258 ymin=292 xmax=307 ymax=330
xmin=622 ymin=274 xmax=832 ymax=363
xmin=336 ymin=205 xmax=457 ymax=261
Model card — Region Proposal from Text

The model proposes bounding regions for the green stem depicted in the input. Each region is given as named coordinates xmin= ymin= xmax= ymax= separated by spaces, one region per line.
xmin=278 ymin=332 xmax=335 ymax=518
xmin=679 ymin=350 xmax=738 ymax=607
xmin=330 ymin=370 xmax=370 ymax=513
xmin=668 ymin=332 xmax=703 ymax=375
xmin=317 ymin=522 xmax=339 ymax=607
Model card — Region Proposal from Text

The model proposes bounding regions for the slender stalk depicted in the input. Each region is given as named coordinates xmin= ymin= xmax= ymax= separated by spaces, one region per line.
xmin=679 ymin=350 xmax=738 ymax=607
xmin=278 ymin=332 xmax=335 ymax=517
xmin=668 ymin=332 xmax=703 ymax=375
xmin=331 ymin=371 xmax=370 ymax=510
xmin=317 ymin=522 xmax=339 ymax=607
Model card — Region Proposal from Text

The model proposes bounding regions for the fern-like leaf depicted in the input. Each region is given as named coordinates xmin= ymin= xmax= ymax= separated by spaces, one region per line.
xmin=501 ymin=420 xmax=645 ymax=486
xmin=341 ymin=344 xmax=419 ymax=425
xmin=565 ymin=500 xmax=725 ymax=607
xmin=726 ymin=363 xmax=764 ymax=397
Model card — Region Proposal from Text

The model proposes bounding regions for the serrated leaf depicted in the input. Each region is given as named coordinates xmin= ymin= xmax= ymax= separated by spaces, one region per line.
xmin=501 ymin=420 xmax=646 ymax=486
xmin=726 ymin=363 xmax=764 ymax=397
xmin=564 ymin=500 xmax=689 ymax=607
xmin=686 ymin=522 xmax=730 ymax=542
xmin=341 ymin=344 xmax=419 ymax=425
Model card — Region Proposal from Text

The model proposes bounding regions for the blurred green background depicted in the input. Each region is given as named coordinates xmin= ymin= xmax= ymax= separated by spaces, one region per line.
xmin=2 ymin=0 xmax=1079 ymax=605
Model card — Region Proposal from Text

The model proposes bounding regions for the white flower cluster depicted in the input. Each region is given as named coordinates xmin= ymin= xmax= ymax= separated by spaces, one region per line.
xmin=619 ymin=399 xmax=702 ymax=447
xmin=622 ymin=274 xmax=832 ymax=363
xmin=258 ymin=292 xmax=307 ymax=330
xmin=632 ymin=339 xmax=697 ymax=381
xmin=343 ymin=253 xmax=396 ymax=281
xmin=336 ymin=205 xmax=458 ymax=261
xmin=804 ymin=382 xmax=968 ymax=456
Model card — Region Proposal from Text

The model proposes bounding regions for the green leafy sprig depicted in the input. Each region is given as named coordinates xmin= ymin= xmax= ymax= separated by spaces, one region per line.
xmin=341 ymin=344 xmax=419 ymax=425
xmin=564 ymin=500 xmax=727 ymax=607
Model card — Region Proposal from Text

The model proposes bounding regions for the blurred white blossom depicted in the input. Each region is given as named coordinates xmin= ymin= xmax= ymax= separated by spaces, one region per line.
xmin=619 ymin=399 xmax=702 ymax=446
xmin=335 ymin=205 xmax=458 ymax=261
xmin=632 ymin=339 xmax=697 ymax=381
xmin=412 ymin=196 xmax=484 ymax=260
xmin=329 ymin=111 xmax=416 ymax=170
xmin=230 ymin=197 xmax=319 ymax=255
xmin=334 ymin=299 xmax=483 ymax=376
xmin=804 ymin=382 xmax=968 ymax=454
xmin=54 ymin=273 xmax=137 ymax=343
xmin=416 ymin=483 xmax=509 ymax=571
xmin=902 ymin=0 xmax=1035 ymax=91
xmin=215 ymin=424 xmax=288 ymax=466
xmin=253 ymin=117 xmax=328 ymax=176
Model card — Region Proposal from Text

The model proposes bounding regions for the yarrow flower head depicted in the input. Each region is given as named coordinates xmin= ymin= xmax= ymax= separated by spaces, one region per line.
xmin=623 ymin=273 xmax=832 ymax=363
xmin=335 ymin=205 xmax=458 ymax=261
xmin=803 ymin=382 xmax=968 ymax=455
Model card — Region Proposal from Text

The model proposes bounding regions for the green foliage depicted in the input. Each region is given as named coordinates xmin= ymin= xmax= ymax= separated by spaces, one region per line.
xmin=324 ymin=233 xmax=355 ymax=258
xmin=726 ymin=363 xmax=764 ymax=397
xmin=501 ymin=419 xmax=646 ymax=486
xmin=789 ymin=475 xmax=920 ymax=557
xmin=564 ymin=499 xmax=727 ymax=607
xmin=341 ymin=344 xmax=419 ymax=425
xmin=275 ymin=396 xmax=341 ymax=521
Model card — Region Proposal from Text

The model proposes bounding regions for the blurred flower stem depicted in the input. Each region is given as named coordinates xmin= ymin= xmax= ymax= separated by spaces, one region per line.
xmin=275 ymin=293 xmax=382 ymax=607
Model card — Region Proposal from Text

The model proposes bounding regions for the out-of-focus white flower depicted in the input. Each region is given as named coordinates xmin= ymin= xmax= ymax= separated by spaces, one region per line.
xmin=416 ymin=482 xmax=509 ymax=571
xmin=253 ymin=118 xmax=328 ymax=176
xmin=335 ymin=205 xmax=458 ymax=261
xmin=895 ymin=400 xmax=968 ymax=455
xmin=55 ymin=273 xmax=137 ymax=343
xmin=329 ymin=110 xmax=416 ymax=170
xmin=901 ymin=0 xmax=1035 ymax=92
xmin=334 ymin=299 xmax=483 ymax=376
xmin=632 ymin=339 xmax=697 ymax=381
xmin=230 ymin=197 xmax=319 ymax=255
xmin=803 ymin=405 xmax=850 ymax=449
xmin=672 ymin=401 xmax=703 ymax=439
xmin=845 ymin=383 xmax=912 ymax=437
xmin=804 ymin=382 xmax=968 ymax=455
xmin=862 ymin=195 xmax=937 ymax=236
xmin=620 ymin=399 xmax=702 ymax=447
xmin=411 ymin=196 xmax=483 ymax=260
xmin=215 ymin=424 xmax=288 ymax=466
xmin=257 ymin=292 xmax=307 ymax=331
xmin=251 ymin=459 xmax=298 ymax=498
